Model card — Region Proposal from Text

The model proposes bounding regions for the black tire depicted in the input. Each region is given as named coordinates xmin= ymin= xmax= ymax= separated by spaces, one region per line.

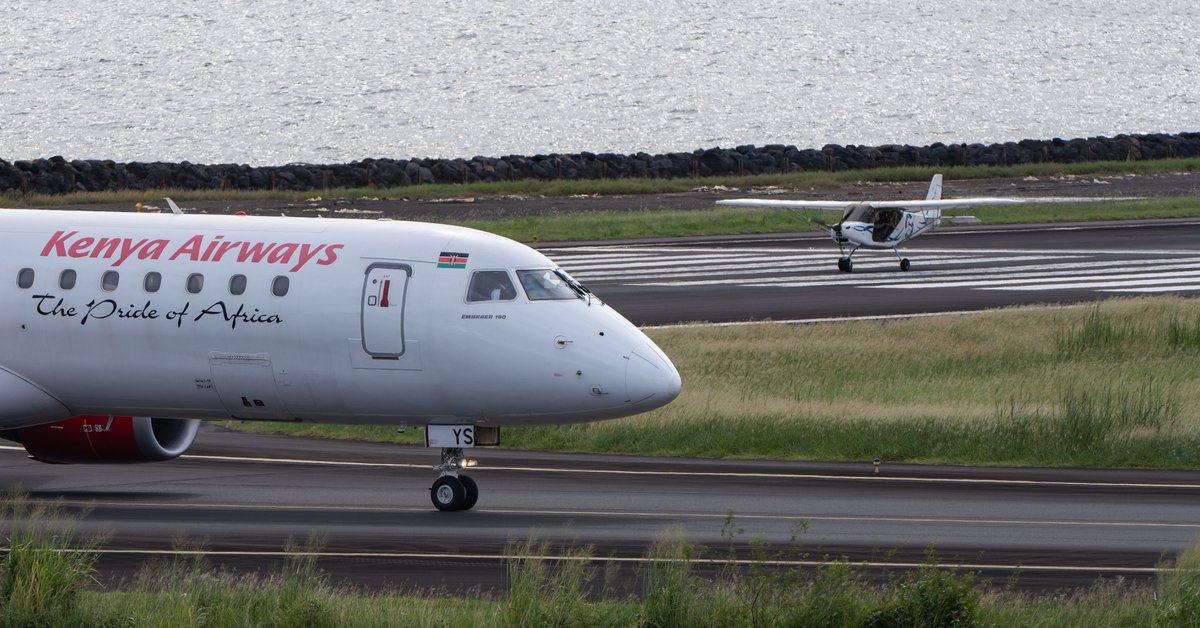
xmin=900 ymin=258 xmax=911 ymax=272
xmin=843 ymin=258 xmax=853 ymax=273
xmin=837 ymin=258 xmax=853 ymax=273
xmin=459 ymin=474 xmax=479 ymax=510
xmin=431 ymin=476 xmax=466 ymax=511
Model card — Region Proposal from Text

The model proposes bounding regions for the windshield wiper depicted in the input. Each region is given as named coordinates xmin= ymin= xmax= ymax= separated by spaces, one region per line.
xmin=554 ymin=269 xmax=597 ymax=305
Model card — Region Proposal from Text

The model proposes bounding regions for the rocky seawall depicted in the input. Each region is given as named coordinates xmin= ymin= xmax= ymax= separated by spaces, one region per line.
xmin=3 ymin=132 xmax=1198 ymax=195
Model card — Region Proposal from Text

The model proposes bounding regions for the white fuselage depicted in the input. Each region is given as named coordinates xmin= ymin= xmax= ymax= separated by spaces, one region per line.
xmin=0 ymin=209 xmax=680 ymax=430
xmin=837 ymin=207 xmax=940 ymax=249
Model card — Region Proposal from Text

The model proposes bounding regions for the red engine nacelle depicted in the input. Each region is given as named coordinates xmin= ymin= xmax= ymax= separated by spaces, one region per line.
xmin=11 ymin=415 xmax=200 ymax=464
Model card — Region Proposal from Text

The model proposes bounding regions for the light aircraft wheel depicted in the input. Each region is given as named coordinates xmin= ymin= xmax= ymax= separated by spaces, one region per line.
xmin=900 ymin=258 xmax=911 ymax=272
xmin=431 ymin=476 xmax=467 ymax=511
xmin=459 ymin=474 xmax=479 ymax=510
xmin=837 ymin=258 xmax=853 ymax=273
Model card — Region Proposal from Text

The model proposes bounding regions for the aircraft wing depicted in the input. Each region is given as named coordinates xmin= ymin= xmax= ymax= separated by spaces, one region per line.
xmin=716 ymin=199 xmax=855 ymax=210
xmin=717 ymin=197 xmax=1119 ymax=210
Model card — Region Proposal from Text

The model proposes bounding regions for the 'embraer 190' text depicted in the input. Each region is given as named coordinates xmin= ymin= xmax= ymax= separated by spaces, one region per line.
xmin=39 ymin=231 xmax=344 ymax=272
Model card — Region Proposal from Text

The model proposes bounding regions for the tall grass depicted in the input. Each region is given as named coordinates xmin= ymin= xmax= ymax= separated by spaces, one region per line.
xmin=3 ymin=505 xmax=1197 ymax=626
xmin=1154 ymin=537 xmax=1200 ymax=626
xmin=0 ymin=490 xmax=105 ymax=625
xmin=230 ymin=297 xmax=1200 ymax=469
xmin=503 ymin=298 xmax=1200 ymax=467
xmin=121 ymin=535 xmax=335 ymax=627
xmin=503 ymin=536 xmax=622 ymax=627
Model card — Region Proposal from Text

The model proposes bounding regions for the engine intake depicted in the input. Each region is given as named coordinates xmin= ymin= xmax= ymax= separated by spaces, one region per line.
xmin=9 ymin=415 xmax=200 ymax=464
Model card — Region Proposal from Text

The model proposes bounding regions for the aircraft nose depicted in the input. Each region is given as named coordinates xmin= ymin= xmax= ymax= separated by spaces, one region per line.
xmin=841 ymin=222 xmax=868 ymax=243
xmin=626 ymin=344 xmax=682 ymax=408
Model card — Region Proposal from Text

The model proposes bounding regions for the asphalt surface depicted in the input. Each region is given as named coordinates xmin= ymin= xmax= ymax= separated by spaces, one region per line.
xmin=4 ymin=424 xmax=1200 ymax=594
xmin=552 ymin=218 xmax=1200 ymax=326
xmin=8 ymin=177 xmax=1200 ymax=595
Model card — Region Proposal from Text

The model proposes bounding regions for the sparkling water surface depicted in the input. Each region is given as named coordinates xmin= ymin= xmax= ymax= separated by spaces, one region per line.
xmin=1 ymin=0 xmax=1196 ymax=165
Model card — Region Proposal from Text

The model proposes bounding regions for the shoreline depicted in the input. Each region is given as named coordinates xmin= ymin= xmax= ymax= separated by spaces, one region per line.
xmin=3 ymin=132 xmax=1198 ymax=196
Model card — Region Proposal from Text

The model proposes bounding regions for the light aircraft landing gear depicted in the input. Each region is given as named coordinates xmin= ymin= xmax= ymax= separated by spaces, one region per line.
xmin=836 ymin=244 xmax=860 ymax=273
xmin=899 ymin=258 xmax=911 ymax=272
xmin=430 ymin=447 xmax=478 ymax=511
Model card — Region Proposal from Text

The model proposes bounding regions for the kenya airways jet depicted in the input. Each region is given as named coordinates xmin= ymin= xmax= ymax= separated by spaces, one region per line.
xmin=0 ymin=205 xmax=681 ymax=511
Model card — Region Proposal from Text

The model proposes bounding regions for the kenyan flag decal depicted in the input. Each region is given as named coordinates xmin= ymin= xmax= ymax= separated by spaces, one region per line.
xmin=437 ymin=251 xmax=469 ymax=269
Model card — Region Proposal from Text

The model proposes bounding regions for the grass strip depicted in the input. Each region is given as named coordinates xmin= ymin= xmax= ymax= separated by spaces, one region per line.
xmin=3 ymin=157 xmax=1198 ymax=207
xmin=4 ymin=160 xmax=1200 ymax=244
xmin=5 ymin=489 xmax=1195 ymax=626
xmin=229 ymin=296 xmax=1200 ymax=469
xmin=459 ymin=196 xmax=1200 ymax=243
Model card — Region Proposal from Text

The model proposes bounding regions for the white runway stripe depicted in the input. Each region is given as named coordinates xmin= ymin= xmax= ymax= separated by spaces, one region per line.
xmin=878 ymin=265 xmax=1200 ymax=290
xmin=547 ymin=242 xmax=1200 ymax=295
xmin=638 ymin=256 xmax=1171 ymax=289
xmin=569 ymin=254 xmax=1051 ymax=281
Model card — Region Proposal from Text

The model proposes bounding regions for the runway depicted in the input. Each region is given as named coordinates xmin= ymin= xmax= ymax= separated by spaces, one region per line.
xmin=6 ymin=217 xmax=1200 ymax=594
xmin=545 ymin=218 xmax=1200 ymax=326
xmin=4 ymin=425 xmax=1199 ymax=593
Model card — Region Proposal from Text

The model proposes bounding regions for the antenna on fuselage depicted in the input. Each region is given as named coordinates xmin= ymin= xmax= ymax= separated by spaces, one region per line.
xmin=164 ymin=198 xmax=183 ymax=215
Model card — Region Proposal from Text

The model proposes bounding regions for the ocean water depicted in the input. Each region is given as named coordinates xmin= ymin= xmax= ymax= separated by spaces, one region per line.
xmin=1 ymin=0 xmax=1196 ymax=166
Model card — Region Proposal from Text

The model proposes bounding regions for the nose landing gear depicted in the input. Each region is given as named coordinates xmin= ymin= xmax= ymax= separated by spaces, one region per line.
xmin=430 ymin=447 xmax=479 ymax=511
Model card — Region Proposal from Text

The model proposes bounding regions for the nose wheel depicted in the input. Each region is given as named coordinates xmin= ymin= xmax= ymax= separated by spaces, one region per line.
xmin=430 ymin=448 xmax=479 ymax=511
xmin=837 ymin=257 xmax=853 ymax=273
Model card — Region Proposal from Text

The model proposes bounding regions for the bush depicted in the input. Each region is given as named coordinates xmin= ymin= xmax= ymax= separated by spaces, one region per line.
xmin=784 ymin=560 xmax=871 ymax=627
xmin=867 ymin=551 xmax=980 ymax=628
xmin=1155 ymin=539 xmax=1200 ymax=627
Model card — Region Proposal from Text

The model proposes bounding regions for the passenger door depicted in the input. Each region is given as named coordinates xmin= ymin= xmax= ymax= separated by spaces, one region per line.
xmin=360 ymin=263 xmax=412 ymax=359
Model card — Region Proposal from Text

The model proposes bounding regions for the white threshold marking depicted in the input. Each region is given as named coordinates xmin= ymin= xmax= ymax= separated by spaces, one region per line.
xmin=5 ymin=445 xmax=1193 ymax=492
xmin=545 ymin=220 xmax=1200 ymax=251
xmin=572 ymin=254 xmax=1098 ymax=282
xmin=636 ymin=257 xmax=1067 ymax=288
xmin=639 ymin=257 xmax=1200 ymax=289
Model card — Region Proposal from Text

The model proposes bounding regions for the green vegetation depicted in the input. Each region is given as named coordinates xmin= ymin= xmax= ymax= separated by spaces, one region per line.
xmin=4 ymin=159 xmax=1199 ymax=243
xmin=232 ymin=297 xmax=1200 ymax=469
xmin=3 ymin=158 xmax=1198 ymax=208
xmin=463 ymin=196 xmax=1200 ymax=244
xmin=5 ymin=491 xmax=1198 ymax=626
xmin=0 ymin=495 xmax=106 ymax=625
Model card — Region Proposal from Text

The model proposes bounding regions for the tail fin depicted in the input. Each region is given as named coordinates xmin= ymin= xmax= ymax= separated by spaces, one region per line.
xmin=924 ymin=174 xmax=943 ymax=201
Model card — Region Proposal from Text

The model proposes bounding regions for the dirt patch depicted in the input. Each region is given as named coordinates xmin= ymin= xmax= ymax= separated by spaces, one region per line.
xmin=47 ymin=171 xmax=1200 ymax=221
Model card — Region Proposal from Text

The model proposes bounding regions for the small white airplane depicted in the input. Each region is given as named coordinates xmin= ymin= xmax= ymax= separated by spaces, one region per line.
xmin=0 ymin=203 xmax=681 ymax=511
xmin=717 ymin=175 xmax=1087 ymax=272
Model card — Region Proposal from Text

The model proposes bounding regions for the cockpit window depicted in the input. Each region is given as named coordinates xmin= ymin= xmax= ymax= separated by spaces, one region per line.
xmin=843 ymin=204 xmax=876 ymax=222
xmin=517 ymin=269 xmax=593 ymax=302
xmin=467 ymin=270 xmax=517 ymax=302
